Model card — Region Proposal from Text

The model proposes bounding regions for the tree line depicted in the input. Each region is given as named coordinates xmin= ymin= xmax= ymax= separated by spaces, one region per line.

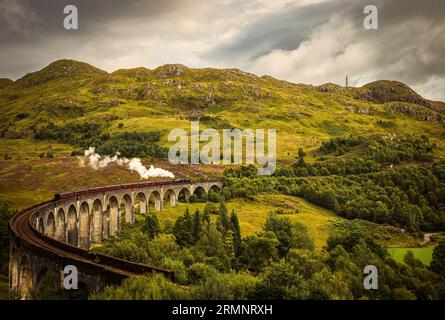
xmin=224 ymin=164 xmax=445 ymax=232
xmin=34 ymin=121 xmax=167 ymax=158
xmin=24 ymin=198 xmax=445 ymax=300
xmin=87 ymin=202 xmax=445 ymax=300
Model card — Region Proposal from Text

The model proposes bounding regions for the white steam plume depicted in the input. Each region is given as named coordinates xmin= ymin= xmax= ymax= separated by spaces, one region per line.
xmin=83 ymin=147 xmax=174 ymax=179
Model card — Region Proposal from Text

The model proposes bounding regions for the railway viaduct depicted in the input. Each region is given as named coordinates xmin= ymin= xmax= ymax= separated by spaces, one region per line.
xmin=9 ymin=179 xmax=222 ymax=299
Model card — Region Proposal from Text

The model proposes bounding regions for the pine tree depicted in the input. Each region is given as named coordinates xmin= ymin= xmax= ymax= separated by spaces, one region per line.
xmin=230 ymin=210 xmax=242 ymax=256
xmin=183 ymin=206 xmax=192 ymax=219
xmin=192 ymin=209 xmax=202 ymax=244
xmin=141 ymin=212 xmax=160 ymax=239
xmin=202 ymin=209 xmax=211 ymax=226
xmin=183 ymin=208 xmax=193 ymax=244
xmin=217 ymin=201 xmax=230 ymax=237
xmin=196 ymin=223 xmax=231 ymax=271
xmin=431 ymin=241 xmax=445 ymax=277
xmin=218 ymin=199 xmax=228 ymax=215
xmin=173 ymin=208 xmax=194 ymax=246
xmin=224 ymin=229 xmax=236 ymax=263
xmin=297 ymin=147 xmax=306 ymax=167
xmin=173 ymin=216 xmax=185 ymax=246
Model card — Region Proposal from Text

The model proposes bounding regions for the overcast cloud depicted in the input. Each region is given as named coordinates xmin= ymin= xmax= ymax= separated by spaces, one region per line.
xmin=0 ymin=0 xmax=444 ymax=100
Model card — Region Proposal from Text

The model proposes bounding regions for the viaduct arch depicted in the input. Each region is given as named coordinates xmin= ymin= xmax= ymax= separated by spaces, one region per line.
xmin=9 ymin=179 xmax=222 ymax=299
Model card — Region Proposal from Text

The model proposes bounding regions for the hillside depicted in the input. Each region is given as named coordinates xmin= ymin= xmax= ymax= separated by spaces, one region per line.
xmin=0 ymin=59 xmax=444 ymax=210
xmin=0 ymin=79 xmax=13 ymax=89
xmin=1 ymin=60 xmax=445 ymax=301
xmin=0 ymin=59 xmax=444 ymax=162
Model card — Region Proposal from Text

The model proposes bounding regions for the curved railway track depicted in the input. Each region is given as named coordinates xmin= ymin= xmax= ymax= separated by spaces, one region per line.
xmin=10 ymin=196 xmax=174 ymax=288
xmin=9 ymin=179 xmax=222 ymax=294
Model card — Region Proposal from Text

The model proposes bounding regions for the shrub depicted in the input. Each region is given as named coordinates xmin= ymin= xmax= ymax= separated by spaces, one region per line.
xmin=162 ymin=258 xmax=187 ymax=284
xmin=15 ymin=113 xmax=29 ymax=119
xmin=34 ymin=121 xmax=167 ymax=158
xmin=90 ymin=274 xmax=190 ymax=300
xmin=192 ymin=272 xmax=258 ymax=300
xmin=273 ymin=208 xmax=299 ymax=215
xmin=70 ymin=149 xmax=84 ymax=156
xmin=187 ymin=263 xmax=218 ymax=284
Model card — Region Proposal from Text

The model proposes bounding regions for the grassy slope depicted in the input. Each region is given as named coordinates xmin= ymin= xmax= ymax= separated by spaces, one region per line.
xmin=388 ymin=246 xmax=436 ymax=266
xmin=1 ymin=60 xmax=444 ymax=162
xmin=0 ymin=137 xmax=225 ymax=210
xmin=147 ymin=194 xmax=419 ymax=251
xmin=0 ymin=61 xmax=444 ymax=208
xmin=387 ymin=233 xmax=445 ymax=266
xmin=0 ymin=60 xmax=442 ymax=250
xmin=158 ymin=195 xmax=341 ymax=250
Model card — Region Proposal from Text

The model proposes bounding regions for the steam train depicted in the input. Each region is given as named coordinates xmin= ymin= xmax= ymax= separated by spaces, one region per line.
xmin=53 ymin=179 xmax=191 ymax=201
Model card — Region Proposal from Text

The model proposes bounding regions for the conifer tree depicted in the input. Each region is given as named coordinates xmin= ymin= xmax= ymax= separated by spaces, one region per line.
xmin=431 ymin=241 xmax=445 ymax=277
xmin=217 ymin=201 xmax=230 ymax=237
xmin=196 ymin=223 xmax=231 ymax=271
xmin=192 ymin=209 xmax=202 ymax=243
xmin=173 ymin=208 xmax=194 ymax=246
xmin=297 ymin=147 xmax=306 ymax=166
xmin=219 ymin=199 xmax=228 ymax=215
xmin=230 ymin=210 xmax=242 ymax=256
xmin=141 ymin=212 xmax=160 ymax=239
xmin=202 ymin=209 xmax=211 ymax=226
xmin=224 ymin=229 xmax=236 ymax=262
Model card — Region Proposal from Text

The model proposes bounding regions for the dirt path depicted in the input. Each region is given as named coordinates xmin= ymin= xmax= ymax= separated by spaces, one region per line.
xmin=421 ymin=233 xmax=431 ymax=245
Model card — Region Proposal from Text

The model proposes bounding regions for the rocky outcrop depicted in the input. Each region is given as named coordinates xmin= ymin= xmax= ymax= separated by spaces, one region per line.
xmin=355 ymin=80 xmax=431 ymax=108
xmin=16 ymin=60 xmax=108 ymax=88
xmin=385 ymin=102 xmax=438 ymax=121
xmin=0 ymin=78 xmax=13 ymax=89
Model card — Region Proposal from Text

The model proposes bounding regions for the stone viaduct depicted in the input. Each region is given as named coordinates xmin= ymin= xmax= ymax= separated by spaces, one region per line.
xmin=9 ymin=179 xmax=222 ymax=299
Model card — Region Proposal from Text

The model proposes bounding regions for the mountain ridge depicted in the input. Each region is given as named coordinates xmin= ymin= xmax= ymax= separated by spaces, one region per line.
xmin=4 ymin=59 xmax=441 ymax=106
xmin=1 ymin=59 xmax=444 ymax=159
xmin=15 ymin=59 xmax=108 ymax=88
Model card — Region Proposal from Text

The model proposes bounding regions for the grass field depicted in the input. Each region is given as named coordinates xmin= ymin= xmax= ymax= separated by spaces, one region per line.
xmin=0 ymin=149 xmax=224 ymax=210
xmin=388 ymin=246 xmax=436 ymax=266
xmin=148 ymin=194 xmax=343 ymax=251
xmin=150 ymin=195 xmax=422 ymax=252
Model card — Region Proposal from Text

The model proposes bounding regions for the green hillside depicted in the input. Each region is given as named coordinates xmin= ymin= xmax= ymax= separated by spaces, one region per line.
xmin=0 ymin=59 xmax=444 ymax=211
xmin=2 ymin=60 xmax=445 ymax=300
xmin=1 ymin=59 xmax=444 ymax=162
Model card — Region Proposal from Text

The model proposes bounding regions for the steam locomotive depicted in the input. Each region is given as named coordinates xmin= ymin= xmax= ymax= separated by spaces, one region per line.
xmin=53 ymin=179 xmax=191 ymax=201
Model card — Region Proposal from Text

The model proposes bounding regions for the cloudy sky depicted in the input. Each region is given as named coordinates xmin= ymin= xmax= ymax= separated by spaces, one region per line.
xmin=1 ymin=0 xmax=444 ymax=100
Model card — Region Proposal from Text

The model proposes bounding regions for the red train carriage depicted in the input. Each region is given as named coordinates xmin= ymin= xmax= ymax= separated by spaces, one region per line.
xmin=53 ymin=179 xmax=191 ymax=201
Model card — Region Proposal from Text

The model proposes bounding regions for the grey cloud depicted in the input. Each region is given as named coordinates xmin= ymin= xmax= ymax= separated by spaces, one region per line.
xmin=241 ymin=0 xmax=445 ymax=100
xmin=205 ymin=0 xmax=340 ymax=64
xmin=0 ymin=0 xmax=197 ymax=78
xmin=0 ymin=0 xmax=181 ymax=40
xmin=0 ymin=0 xmax=444 ymax=100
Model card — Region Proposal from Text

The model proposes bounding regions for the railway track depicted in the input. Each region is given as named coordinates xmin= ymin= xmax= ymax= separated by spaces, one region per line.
xmin=10 ymin=199 xmax=174 ymax=286
xmin=9 ymin=179 xmax=221 ymax=293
